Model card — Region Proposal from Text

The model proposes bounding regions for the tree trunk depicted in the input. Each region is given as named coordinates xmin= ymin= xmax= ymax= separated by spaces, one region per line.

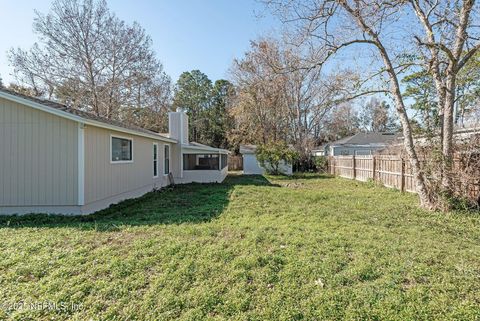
xmin=442 ymin=75 xmax=456 ymax=191
xmin=341 ymin=2 xmax=436 ymax=209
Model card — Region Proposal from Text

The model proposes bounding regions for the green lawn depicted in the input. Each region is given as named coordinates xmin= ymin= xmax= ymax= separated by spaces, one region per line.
xmin=0 ymin=174 xmax=479 ymax=320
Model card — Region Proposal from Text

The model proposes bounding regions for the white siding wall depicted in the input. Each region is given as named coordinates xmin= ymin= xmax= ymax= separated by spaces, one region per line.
xmin=243 ymin=154 xmax=264 ymax=175
xmin=0 ymin=97 xmax=78 ymax=206
xmin=242 ymin=153 xmax=292 ymax=175
xmin=332 ymin=146 xmax=383 ymax=156
xmin=179 ymin=167 xmax=228 ymax=184
xmin=84 ymin=126 xmax=169 ymax=205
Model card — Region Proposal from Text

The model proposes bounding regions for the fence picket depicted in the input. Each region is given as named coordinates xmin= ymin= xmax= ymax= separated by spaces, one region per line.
xmin=329 ymin=155 xmax=410 ymax=193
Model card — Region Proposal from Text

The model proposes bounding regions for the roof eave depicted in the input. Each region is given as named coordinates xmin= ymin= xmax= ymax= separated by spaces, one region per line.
xmin=182 ymin=144 xmax=230 ymax=154
xmin=0 ymin=90 xmax=177 ymax=143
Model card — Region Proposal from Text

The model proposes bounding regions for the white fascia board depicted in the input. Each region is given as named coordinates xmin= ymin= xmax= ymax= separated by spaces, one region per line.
xmin=181 ymin=144 xmax=230 ymax=154
xmin=0 ymin=91 xmax=177 ymax=144
xmin=341 ymin=144 xmax=386 ymax=148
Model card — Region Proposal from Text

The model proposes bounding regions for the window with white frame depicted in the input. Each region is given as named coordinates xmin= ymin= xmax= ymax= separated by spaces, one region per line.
xmin=153 ymin=143 xmax=158 ymax=177
xmin=164 ymin=145 xmax=170 ymax=174
xmin=111 ymin=136 xmax=133 ymax=162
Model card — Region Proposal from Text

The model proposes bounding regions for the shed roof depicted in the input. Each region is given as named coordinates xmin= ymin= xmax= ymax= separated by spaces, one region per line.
xmin=239 ymin=144 xmax=257 ymax=154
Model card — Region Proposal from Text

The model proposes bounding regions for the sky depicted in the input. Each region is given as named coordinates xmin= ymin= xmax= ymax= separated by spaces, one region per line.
xmin=0 ymin=0 xmax=279 ymax=84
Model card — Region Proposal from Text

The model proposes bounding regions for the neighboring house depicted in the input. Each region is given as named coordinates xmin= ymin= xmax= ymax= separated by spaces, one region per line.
xmin=0 ymin=88 xmax=228 ymax=215
xmin=240 ymin=145 xmax=293 ymax=175
xmin=384 ymin=127 xmax=480 ymax=154
xmin=314 ymin=132 xmax=400 ymax=156
xmin=311 ymin=145 xmax=326 ymax=157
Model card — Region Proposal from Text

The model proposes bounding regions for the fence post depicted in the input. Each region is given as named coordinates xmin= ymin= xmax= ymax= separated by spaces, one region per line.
xmin=400 ymin=158 xmax=405 ymax=192
xmin=372 ymin=155 xmax=376 ymax=182
xmin=352 ymin=155 xmax=356 ymax=180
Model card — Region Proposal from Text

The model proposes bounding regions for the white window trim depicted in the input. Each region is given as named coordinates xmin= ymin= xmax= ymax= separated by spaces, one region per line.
xmin=110 ymin=134 xmax=134 ymax=164
xmin=153 ymin=142 xmax=159 ymax=178
xmin=164 ymin=144 xmax=170 ymax=176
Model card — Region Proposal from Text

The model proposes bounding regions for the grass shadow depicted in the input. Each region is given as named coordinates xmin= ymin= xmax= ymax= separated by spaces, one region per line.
xmin=268 ymin=173 xmax=334 ymax=181
xmin=0 ymin=174 xmax=279 ymax=230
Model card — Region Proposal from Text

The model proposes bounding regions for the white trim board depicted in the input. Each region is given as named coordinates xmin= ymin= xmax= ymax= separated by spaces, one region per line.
xmin=181 ymin=144 xmax=229 ymax=154
xmin=77 ymin=122 xmax=85 ymax=206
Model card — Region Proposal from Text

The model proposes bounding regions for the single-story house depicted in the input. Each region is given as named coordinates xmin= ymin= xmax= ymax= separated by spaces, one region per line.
xmin=240 ymin=144 xmax=293 ymax=175
xmin=313 ymin=132 xmax=400 ymax=156
xmin=0 ymin=88 xmax=228 ymax=215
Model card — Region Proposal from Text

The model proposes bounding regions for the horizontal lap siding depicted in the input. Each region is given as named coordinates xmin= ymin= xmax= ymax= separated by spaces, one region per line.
xmin=0 ymin=97 xmax=78 ymax=206
xmin=84 ymin=126 xmax=167 ymax=204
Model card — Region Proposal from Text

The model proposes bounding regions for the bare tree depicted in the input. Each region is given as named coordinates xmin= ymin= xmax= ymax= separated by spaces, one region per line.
xmin=320 ymin=102 xmax=360 ymax=141
xmin=359 ymin=97 xmax=397 ymax=132
xmin=264 ymin=0 xmax=480 ymax=210
xmin=230 ymin=38 xmax=353 ymax=160
xmin=230 ymin=40 xmax=290 ymax=145
xmin=8 ymin=0 xmax=171 ymax=125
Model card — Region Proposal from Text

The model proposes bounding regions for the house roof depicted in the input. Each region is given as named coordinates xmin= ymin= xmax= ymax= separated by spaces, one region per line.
xmin=0 ymin=87 xmax=176 ymax=143
xmin=328 ymin=132 xmax=400 ymax=146
xmin=183 ymin=142 xmax=229 ymax=154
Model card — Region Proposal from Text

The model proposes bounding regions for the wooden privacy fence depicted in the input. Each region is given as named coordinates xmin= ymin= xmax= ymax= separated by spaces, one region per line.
xmin=228 ymin=155 xmax=243 ymax=171
xmin=328 ymin=155 xmax=416 ymax=193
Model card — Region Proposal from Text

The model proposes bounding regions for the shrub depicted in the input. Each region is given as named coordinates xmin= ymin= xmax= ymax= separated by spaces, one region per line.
xmin=313 ymin=156 xmax=328 ymax=173
xmin=255 ymin=142 xmax=299 ymax=175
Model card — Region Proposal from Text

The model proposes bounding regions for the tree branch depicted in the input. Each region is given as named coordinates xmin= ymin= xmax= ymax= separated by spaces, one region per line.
xmin=458 ymin=43 xmax=480 ymax=70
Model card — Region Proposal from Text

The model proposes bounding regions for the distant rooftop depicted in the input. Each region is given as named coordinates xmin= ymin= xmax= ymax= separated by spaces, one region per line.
xmin=328 ymin=132 xmax=400 ymax=146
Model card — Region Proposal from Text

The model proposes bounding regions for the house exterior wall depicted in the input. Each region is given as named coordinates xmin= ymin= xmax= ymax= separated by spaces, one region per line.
xmin=83 ymin=126 xmax=170 ymax=210
xmin=170 ymin=143 xmax=183 ymax=179
xmin=178 ymin=167 xmax=228 ymax=184
xmin=0 ymin=97 xmax=78 ymax=209
xmin=242 ymin=153 xmax=292 ymax=175
xmin=332 ymin=146 xmax=385 ymax=156
xmin=0 ymin=96 xmax=228 ymax=215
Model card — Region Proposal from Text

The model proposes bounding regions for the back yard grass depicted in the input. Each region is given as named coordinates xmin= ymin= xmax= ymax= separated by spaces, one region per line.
xmin=0 ymin=174 xmax=479 ymax=320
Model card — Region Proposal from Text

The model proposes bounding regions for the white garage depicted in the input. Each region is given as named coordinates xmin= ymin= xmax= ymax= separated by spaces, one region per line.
xmin=240 ymin=145 xmax=293 ymax=175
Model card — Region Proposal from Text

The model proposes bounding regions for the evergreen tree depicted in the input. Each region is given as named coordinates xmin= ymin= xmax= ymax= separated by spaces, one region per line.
xmin=204 ymin=80 xmax=235 ymax=149
xmin=173 ymin=70 xmax=213 ymax=142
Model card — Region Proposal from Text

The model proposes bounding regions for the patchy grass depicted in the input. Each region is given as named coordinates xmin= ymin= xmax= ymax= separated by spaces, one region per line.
xmin=0 ymin=174 xmax=479 ymax=320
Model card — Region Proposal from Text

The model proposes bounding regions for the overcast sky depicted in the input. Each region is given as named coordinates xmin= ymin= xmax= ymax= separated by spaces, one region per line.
xmin=0 ymin=0 xmax=280 ymax=84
